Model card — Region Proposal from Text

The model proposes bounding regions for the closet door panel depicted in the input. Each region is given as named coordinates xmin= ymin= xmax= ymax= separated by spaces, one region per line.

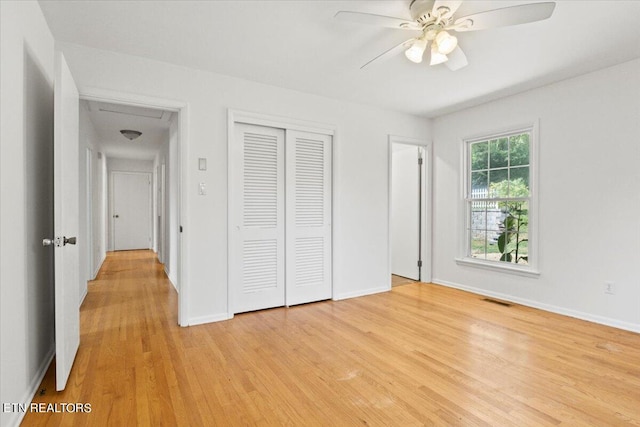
xmin=230 ymin=123 xmax=285 ymax=313
xmin=286 ymin=131 xmax=332 ymax=306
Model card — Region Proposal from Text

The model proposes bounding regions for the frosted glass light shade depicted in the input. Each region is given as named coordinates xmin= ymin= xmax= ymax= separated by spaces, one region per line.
xmin=405 ymin=38 xmax=428 ymax=63
xmin=435 ymin=31 xmax=457 ymax=55
xmin=430 ymin=43 xmax=448 ymax=65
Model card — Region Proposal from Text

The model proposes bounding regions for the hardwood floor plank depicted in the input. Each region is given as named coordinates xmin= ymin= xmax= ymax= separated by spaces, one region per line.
xmin=21 ymin=250 xmax=640 ymax=426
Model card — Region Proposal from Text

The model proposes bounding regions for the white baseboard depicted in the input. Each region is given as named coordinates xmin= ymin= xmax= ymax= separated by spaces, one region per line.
xmin=5 ymin=345 xmax=55 ymax=427
xmin=188 ymin=312 xmax=233 ymax=326
xmin=432 ymin=278 xmax=640 ymax=333
xmin=92 ymin=253 xmax=106 ymax=279
xmin=333 ymin=285 xmax=390 ymax=301
xmin=79 ymin=285 xmax=88 ymax=307
xmin=164 ymin=266 xmax=178 ymax=293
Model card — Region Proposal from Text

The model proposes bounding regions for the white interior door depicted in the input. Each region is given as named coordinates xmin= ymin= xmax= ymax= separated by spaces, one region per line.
xmin=391 ymin=145 xmax=421 ymax=280
xmin=230 ymin=123 xmax=285 ymax=313
xmin=285 ymin=130 xmax=332 ymax=306
xmin=53 ymin=51 xmax=80 ymax=391
xmin=112 ymin=172 xmax=152 ymax=250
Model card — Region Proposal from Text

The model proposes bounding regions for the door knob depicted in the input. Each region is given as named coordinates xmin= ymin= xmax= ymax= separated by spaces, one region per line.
xmin=42 ymin=236 xmax=77 ymax=247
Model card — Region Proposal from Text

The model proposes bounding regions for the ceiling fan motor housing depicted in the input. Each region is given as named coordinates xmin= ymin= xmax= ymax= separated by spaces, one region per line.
xmin=409 ymin=0 xmax=437 ymax=24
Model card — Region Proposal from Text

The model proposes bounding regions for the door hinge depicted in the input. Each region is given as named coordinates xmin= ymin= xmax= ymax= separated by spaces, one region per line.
xmin=418 ymin=157 xmax=423 ymax=165
xmin=417 ymin=260 xmax=423 ymax=268
xmin=180 ymin=225 xmax=183 ymax=233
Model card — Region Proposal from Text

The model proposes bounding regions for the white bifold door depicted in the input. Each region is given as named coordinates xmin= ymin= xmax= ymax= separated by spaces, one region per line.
xmin=230 ymin=123 xmax=332 ymax=314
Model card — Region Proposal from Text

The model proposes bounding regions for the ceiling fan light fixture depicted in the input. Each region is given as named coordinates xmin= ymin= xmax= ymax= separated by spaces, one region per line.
xmin=435 ymin=30 xmax=458 ymax=55
xmin=430 ymin=43 xmax=449 ymax=65
xmin=120 ymin=129 xmax=142 ymax=141
xmin=404 ymin=38 xmax=428 ymax=63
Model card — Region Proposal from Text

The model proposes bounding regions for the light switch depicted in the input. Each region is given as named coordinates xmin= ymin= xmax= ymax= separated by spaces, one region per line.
xmin=198 ymin=158 xmax=207 ymax=171
xmin=198 ymin=182 xmax=206 ymax=195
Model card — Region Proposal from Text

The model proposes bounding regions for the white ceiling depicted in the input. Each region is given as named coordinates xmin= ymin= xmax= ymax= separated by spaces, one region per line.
xmin=81 ymin=100 xmax=171 ymax=160
xmin=41 ymin=1 xmax=640 ymax=118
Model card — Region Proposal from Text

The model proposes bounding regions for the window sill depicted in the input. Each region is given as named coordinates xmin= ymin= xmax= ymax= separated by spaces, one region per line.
xmin=455 ymin=257 xmax=540 ymax=278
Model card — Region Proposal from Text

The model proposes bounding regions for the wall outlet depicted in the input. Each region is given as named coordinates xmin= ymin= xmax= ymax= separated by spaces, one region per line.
xmin=604 ymin=281 xmax=615 ymax=295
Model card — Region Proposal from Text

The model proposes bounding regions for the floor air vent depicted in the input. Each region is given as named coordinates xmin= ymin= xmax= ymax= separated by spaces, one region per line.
xmin=482 ymin=298 xmax=512 ymax=307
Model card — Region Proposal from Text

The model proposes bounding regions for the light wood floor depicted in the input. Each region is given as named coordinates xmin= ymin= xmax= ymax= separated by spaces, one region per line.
xmin=23 ymin=250 xmax=640 ymax=426
xmin=392 ymin=274 xmax=416 ymax=287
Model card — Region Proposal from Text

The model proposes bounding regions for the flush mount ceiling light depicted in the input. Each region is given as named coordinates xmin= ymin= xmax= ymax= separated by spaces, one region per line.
xmin=120 ymin=130 xmax=142 ymax=141
xmin=335 ymin=0 xmax=556 ymax=71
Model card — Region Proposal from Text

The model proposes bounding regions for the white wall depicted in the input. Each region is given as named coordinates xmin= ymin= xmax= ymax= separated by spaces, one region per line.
xmin=153 ymin=134 xmax=170 ymax=266
xmin=107 ymin=157 xmax=154 ymax=173
xmin=0 ymin=2 xmax=56 ymax=426
xmin=79 ymin=103 xmax=107 ymax=293
xmin=432 ymin=59 xmax=640 ymax=332
xmin=164 ymin=113 xmax=179 ymax=288
xmin=57 ymin=42 xmax=431 ymax=324
xmin=94 ymin=152 xmax=108 ymax=276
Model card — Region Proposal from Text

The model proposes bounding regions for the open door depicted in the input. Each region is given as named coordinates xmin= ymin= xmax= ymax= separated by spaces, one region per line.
xmin=50 ymin=51 xmax=80 ymax=391
xmin=391 ymin=144 xmax=424 ymax=281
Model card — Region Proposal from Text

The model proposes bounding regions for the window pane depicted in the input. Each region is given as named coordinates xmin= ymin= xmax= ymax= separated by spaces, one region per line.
xmin=471 ymin=203 xmax=487 ymax=230
xmin=471 ymin=171 xmax=487 ymax=195
xmin=516 ymin=233 xmax=529 ymax=265
xmin=466 ymin=129 xmax=533 ymax=269
xmin=471 ymin=142 xmax=488 ymax=171
xmin=486 ymin=205 xmax=502 ymax=233
xmin=471 ymin=231 xmax=487 ymax=259
xmin=488 ymin=169 xmax=508 ymax=197
xmin=510 ymin=166 xmax=529 ymax=196
xmin=489 ymin=138 xmax=508 ymax=168
xmin=509 ymin=133 xmax=529 ymax=167
xmin=495 ymin=201 xmax=529 ymax=264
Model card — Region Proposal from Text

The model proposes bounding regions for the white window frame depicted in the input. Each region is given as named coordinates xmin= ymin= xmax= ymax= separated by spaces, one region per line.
xmin=455 ymin=121 xmax=540 ymax=277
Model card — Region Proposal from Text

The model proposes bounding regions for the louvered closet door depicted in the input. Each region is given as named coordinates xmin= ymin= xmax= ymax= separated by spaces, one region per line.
xmin=285 ymin=130 xmax=332 ymax=306
xmin=230 ymin=123 xmax=285 ymax=313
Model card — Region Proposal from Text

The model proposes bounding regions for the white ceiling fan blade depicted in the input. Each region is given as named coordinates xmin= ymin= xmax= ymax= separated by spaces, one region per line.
xmin=432 ymin=1 xmax=462 ymax=19
xmin=334 ymin=11 xmax=421 ymax=30
xmin=361 ymin=39 xmax=415 ymax=69
xmin=444 ymin=46 xmax=468 ymax=71
xmin=453 ymin=2 xmax=556 ymax=32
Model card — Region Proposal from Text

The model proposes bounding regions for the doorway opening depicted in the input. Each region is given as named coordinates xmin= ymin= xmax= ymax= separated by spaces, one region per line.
xmin=389 ymin=136 xmax=431 ymax=287
xmin=78 ymin=93 xmax=187 ymax=325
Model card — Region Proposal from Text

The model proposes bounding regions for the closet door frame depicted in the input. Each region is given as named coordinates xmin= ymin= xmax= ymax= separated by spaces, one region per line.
xmin=227 ymin=109 xmax=336 ymax=318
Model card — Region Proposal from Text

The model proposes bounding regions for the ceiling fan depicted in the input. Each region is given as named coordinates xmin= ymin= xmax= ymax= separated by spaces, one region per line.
xmin=335 ymin=0 xmax=556 ymax=71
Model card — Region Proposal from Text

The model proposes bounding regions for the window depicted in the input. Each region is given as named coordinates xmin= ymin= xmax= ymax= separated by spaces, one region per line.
xmin=458 ymin=125 xmax=538 ymax=275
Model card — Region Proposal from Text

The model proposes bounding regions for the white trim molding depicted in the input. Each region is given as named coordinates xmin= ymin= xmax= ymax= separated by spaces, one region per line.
xmin=188 ymin=312 xmax=233 ymax=327
xmin=333 ymin=285 xmax=389 ymax=301
xmin=78 ymin=87 xmax=190 ymax=327
xmin=388 ymin=135 xmax=433 ymax=285
xmin=432 ymin=278 xmax=640 ymax=333
xmin=458 ymin=120 xmax=539 ymax=276
xmin=229 ymin=109 xmax=336 ymax=136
